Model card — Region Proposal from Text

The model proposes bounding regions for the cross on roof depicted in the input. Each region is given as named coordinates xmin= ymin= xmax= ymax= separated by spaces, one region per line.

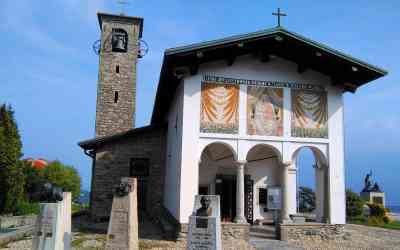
xmin=117 ymin=0 xmax=129 ymax=15
xmin=272 ymin=8 xmax=287 ymax=27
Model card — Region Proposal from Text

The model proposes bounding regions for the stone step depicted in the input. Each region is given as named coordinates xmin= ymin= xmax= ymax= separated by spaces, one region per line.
xmin=250 ymin=225 xmax=276 ymax=234
xmin=249 ymin=239 xmax=304 ymax=250
xmin=249 ymin=231 xmax=276 ymax=240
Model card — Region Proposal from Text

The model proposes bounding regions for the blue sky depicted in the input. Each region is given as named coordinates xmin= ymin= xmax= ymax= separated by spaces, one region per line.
xmin=1 ymin=1 xmax=399 ymax=205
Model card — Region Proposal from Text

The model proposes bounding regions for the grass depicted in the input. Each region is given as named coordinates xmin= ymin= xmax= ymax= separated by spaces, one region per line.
xmin=349 ymin=216 xmax=400 ymax=230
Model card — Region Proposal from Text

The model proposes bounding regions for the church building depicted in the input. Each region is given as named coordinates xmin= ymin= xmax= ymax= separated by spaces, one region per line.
xmin=79 ymin=11 xmax=386 ymax=241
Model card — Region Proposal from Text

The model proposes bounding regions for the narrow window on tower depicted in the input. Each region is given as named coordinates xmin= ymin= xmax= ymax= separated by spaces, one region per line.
xmin=114 ymin=91 xmax=119 ymax=103
xmin=116 ymin=65 xmax=120 ymax=74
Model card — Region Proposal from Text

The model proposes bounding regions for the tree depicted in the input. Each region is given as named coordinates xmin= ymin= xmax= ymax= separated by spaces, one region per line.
xmin=298 ymin=186 xmax=316 ymax=213
xmin=42 ymin=161 xmax=81 ymax=199
xmin=346 ymin=189 xmax=364 ymax=218
xmin=0 ymin=104 xmax=25 ymax=214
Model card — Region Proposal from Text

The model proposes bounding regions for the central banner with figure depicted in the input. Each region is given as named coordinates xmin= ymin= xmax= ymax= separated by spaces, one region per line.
xmin=247 ymin=86 xmax=283 ymax=136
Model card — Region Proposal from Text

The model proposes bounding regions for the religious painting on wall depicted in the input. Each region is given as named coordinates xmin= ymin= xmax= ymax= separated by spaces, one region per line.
xmin=247 ymin=86 xmax=283 ymax=136
xmin=200 ymin=82 xmax=239 ymax=134
xmin=291 ymin=90 xmax=328 ymax=138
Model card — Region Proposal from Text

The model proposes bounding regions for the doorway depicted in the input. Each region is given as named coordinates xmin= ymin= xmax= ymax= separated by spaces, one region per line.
xmin=215 ymin=175 xmax=236 ymax=222
xmin=130 ymin=158 xmax=150 ymax=218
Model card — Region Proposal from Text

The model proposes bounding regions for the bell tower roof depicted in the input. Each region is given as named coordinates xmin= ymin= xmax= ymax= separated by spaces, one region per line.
xmin=97 ymin=12 xmax=144 ymax=38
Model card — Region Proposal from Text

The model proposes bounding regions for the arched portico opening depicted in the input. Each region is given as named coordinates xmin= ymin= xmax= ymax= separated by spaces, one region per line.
xmin=292 ymin=146 xmax=329 ymax=223
xmin=245 ymin=144 xmax=282 ymax=224
xmin=199 ymin=142 xmax=237 ymax=222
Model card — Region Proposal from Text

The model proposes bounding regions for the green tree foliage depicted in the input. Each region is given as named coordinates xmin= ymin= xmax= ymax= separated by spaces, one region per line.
xmin=298 ymin=186 xmax=316 ymax=212
xmin=42 ymin=161 xmax=81 ymax=199
xmin=0 ymin=104 xmax=25 ymax=214
xmin=346 ymin=189 xmax=364 ymax=218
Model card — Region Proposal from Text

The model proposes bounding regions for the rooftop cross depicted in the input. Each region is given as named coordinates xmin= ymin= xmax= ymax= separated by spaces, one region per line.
xmin=272 ymin=8 xmax=287 ymax=27
xmin=117 ymin=0 xmax=129 ymax=15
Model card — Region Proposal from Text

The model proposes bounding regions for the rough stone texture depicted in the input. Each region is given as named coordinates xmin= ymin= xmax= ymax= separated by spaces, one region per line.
xmin=95 ymin=14 xmax=142 ymax=137
xmin=90 ymin=128 xmax=166 ymax=221
xmin=279 ymin=223 xmax=345 ymax=242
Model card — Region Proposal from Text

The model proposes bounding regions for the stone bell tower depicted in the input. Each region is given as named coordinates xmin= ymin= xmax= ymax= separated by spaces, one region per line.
xmin=95 ymin=13 xmax=143 ymax=137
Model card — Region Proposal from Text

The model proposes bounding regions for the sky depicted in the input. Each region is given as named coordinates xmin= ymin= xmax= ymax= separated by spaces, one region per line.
xmin=0 ymin=1 xmax=399 ymax=205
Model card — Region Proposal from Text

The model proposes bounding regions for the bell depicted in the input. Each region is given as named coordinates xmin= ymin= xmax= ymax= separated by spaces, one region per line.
xmin=112 ymin=33 xmax=127 ymax=52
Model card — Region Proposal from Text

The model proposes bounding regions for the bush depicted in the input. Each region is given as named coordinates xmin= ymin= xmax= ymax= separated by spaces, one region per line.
xmin=14 ymin=201 xmax=40 ymax=216
xmin=298 ymin=186 xmax=316 ymax=212
xmin=367 ymin=203 xmax=385 ymax=217
xmin=368 ymin=216 xmax=384 ymax=226
xmin=346 ymin=189 xmax=364 ymax=218
xmin=42 ymin=161 xmax=81 ymax=200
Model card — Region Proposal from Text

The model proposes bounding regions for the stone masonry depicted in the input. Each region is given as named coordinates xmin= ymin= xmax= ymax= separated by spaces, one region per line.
xmin=90 ymin=127 xmax=166 ymax=221
xmin=95 ymin=13 xmax=143 ymax=137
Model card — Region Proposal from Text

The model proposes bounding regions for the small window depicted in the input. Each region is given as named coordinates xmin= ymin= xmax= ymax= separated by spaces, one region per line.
xmin=116 ymin=65 xmax=120 ymax=74
xmin=114 ymin=91 xmax=119 ymax=103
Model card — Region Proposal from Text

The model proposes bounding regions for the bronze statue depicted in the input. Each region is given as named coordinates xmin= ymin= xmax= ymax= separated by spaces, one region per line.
xmin=37 ymin=182 xmax=64 ymax=203
xmin=196 ymin=196 xmax=212 ymax=217
xmin=362 ymin=171 xmax=383 ymax=192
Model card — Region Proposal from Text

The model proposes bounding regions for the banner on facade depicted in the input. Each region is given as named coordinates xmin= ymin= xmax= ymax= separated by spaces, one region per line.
xmin=200 ymin=82 xmax=239 ymax=134
xmin=247 ymin=86 xmax=283 ymax=136
xmin=291 ymin=90 xmax=328 ymax=138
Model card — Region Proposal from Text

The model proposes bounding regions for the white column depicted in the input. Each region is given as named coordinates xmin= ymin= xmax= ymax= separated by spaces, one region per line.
xmin=281 ymin=161 xmax=292 ymax=223
xmin=234 ymin=161 xmax=247 ymax=224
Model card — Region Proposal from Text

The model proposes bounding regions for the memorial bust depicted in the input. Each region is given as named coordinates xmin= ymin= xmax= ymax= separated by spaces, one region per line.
xmin=114 ymin=182 xmax=131 ymax=197
xmin=196 ymin=196 xmax=212 ymax=217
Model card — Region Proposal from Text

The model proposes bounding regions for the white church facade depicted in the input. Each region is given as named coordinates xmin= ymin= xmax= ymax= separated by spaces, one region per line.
xmin=79 ymin=12 xmax=386 ymax=243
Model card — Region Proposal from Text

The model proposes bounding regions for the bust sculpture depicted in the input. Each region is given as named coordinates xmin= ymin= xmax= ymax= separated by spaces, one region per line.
xmin=196 ymin=196 xmax=212 ymax=217
xmin=37 ymin=182 xmax=64 ymax=203
xmin=362 ymin=171 xmax=383 ymax=193
xmin=114 ymin=182 xmax=132 ymax=197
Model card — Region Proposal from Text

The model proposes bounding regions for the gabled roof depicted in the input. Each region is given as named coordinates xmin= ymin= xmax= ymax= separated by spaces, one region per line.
xmin=78 ymin=124 xmax=165 ymax=150
xmin=151 ymin=27 xmax=387 ymax=124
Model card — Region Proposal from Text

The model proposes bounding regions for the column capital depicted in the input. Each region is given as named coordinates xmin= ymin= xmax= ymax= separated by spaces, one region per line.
xmin=281 ymin=161 xmax=292 ymax=167
xmin=235 ymin=160 xmax=247 ymax=167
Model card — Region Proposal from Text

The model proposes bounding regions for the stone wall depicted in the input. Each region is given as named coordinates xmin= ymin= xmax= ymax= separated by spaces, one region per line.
xmin=279 ymin=223 xmax=346 ymax=244
xmin=90 ymin=127 xmax=166 ymax=220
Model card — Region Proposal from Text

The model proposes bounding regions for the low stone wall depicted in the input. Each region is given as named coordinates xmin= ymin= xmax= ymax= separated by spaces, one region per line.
xmin=279 ymin=223 xmax=346 ymax=243
xmin=0 ymin=215 xmax=37 ymax=229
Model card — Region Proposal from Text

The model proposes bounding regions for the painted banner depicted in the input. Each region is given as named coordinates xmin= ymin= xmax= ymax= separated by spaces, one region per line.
xmin=247 ymin=86 xmax=283 ymax=136
xmin=200 ymin=82 xmax=239 ymax=134
xmin=291 ymin=90 xmax=328 ymax=138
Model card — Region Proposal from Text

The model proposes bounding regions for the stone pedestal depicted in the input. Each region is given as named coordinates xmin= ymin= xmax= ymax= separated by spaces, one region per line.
xmin=32 ymin=192 xmax=72 ymax=250
xmin=187 ymin=195 xmax=221 ymax=250
xmin=32 ymin=203 xmax=60 ymax=250
xmin=105 ymin=177 xmax=138 ymax=250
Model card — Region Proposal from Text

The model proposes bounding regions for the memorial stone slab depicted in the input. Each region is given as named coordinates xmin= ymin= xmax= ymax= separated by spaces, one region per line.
xmin=187 ymin=195 xmax=221 ymax=250
xmin=32 ymin=192 xmax=72 ymax=250
xmin=32 ymin=203 xmax=60 ymax=250
xmin=105 ymin=177 xmax=139 ymax=250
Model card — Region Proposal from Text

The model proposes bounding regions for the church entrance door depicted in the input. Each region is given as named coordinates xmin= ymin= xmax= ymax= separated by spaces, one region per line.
xmin=215 ymin=175 xmax=236 ymax=222
xmin=130 ymin=158 xmax=150 ymax=219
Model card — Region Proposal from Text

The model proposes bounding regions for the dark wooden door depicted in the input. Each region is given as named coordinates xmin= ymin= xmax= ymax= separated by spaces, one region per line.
xmin=130 ymin=158 xmax=149 ymax=217
xmin=215 ymin=175 xmax=236 ymax=222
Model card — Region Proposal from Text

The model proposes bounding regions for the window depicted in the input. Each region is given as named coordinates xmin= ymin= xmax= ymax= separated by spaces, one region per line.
xmin=116 ymin=65 xmax=120 ymax=73
xmin=114 ymin=91 xmax=119 ymax=103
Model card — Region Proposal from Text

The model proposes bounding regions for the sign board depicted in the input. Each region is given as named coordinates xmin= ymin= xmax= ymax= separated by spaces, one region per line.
xmin=267 ymin=186 xmax=282 ymax=210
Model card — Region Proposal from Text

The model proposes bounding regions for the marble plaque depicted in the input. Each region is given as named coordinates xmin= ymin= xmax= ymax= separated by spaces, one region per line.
xmin=105 ymin=177 xmax=139 ymax=250
xmin=187 ymin=195 xmax=221 ymax=250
